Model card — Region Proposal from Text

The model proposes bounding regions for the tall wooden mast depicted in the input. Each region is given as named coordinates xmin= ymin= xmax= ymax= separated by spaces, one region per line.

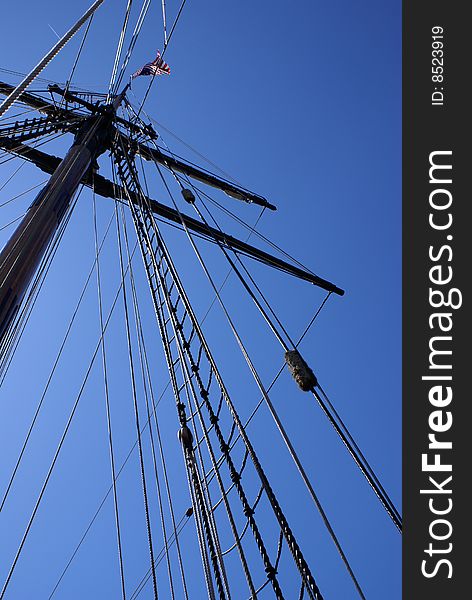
xmin=0 ymin=89 xmax=127 ymax=343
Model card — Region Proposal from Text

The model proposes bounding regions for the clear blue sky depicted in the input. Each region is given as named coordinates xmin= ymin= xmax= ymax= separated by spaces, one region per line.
xmin=0 ymin=1 xmax=401 ymax=598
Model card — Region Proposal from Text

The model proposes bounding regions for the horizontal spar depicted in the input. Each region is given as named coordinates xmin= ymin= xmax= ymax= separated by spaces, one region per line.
xmin=136 ymin=142 xmax=277 ymax=211
xmin=92 ymin=170 xmax=344 ymax=295
xmin=0 ymin=142 xmax=343 ymax=295
xmin=147 ymin=201 xmax=345 ymax=294
xmin=0 ymin=82 xmax=275 ymax=211
xmin=0 ymin=81 xmax=73 ymax=118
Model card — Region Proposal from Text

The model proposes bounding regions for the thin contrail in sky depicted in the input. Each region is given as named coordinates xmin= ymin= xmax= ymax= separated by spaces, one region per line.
xmin=48 ymin=24 xmax=60 ymax=40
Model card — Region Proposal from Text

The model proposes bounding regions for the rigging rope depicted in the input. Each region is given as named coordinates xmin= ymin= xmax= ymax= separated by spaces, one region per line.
xmin=150 ymin=161 xmax=365 ymax=599
xmin=0 ymin=0 xmax=105 ymax=118
xmin=163 ymin=281 xmax=257 ymax=598
xmin=129 ymin=512 xmax=191 ymax=600
xmin=107 ymin=0 xmax=134 ymax=100
xmin=127 ymin=98 xmax=241 ymax=185
xmin=164 ymin=0 xmax=188 ymax=53
xmin=44 ymin=190 xmax=269 ymax=598
xmin=161 ymin=0 xmax=168 ymax=48
xmin=48 ymin=293 xmax=332 ymax=599
xmin=134 ymin=0 xmax=190 ymax=118
xmin=93 ymin=189 xmax=127 ymax=599
xmin=185 ymin=184 xmax=294 ymax=351
xmin=125 ymin=116 xmax=297 ymax=345
xmin=0 ymin=173 xmax=81 ymax=369
xmin=125 ymin=107 xmax=314 ymax=277
xmin=0 ymin=213 xmax=24 ymax=231
xmin=115 ymin=201 xmax=160 ymax=600
xmin=59 ymin=14 xmax=95 ymax=110
xmin=125 ymin=105 xmax=316 ymax=284
xmin=175 ymin=341 xmax=232 ymax=599
xmin=0 ymin=104 xmax=52 ymax=126
xmin=163 ymin=160 xmax=402 ymax=533
xmin=0 ymin=161 xmax=26 ymax=192
xmin=113 ymin=0 xmax=152 ymax=95
xmin=311 ymin=384 xmax=402 ymax=531
xmin=317 ymin=382 xmax=402 ymax=527
xmin=0 ymin=232 xmax=141 ymax=598
xmin=203 ymin=293 xmax=331 ymax=488
xmin=0 ymin=207 xmax=117 ymax=509
xmin=114 ymin=140 xmax=323 ymax=600
xmin=0 ymin=193 xmax=80 ymax=506
xmin=195 ymin=185 xmax=403 ymax=532
xmin=185 ymin=181 xmax=315 ymax=275
xmin=47 ymin=377 xmax=173 ymax=599
xmin=116 ymin=141 xmax=284 ymax=598
xmin=119 ymin=201 xmax=177 ymax=600
xmin=0 ymin=99 xmax=357 ymax=597
xmin=0 ymin=128 xmax=71 ymax=166
xmin=0 ymin=67 xmax=97 ymax=91
xmin=123 ymin=154 xmax=191 ymax=600
xmin=152 ymin=156 xmax=295 ymax=353
xmin=123 ymin=176 xmax=231 ymax=600
xmin=180 ymin=177 xmax=401 ymax=527
xmin=0 ymin=180 xmax=48 ymax=209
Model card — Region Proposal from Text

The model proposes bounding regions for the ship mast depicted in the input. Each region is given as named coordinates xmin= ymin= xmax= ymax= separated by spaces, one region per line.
xmin=0 ymin=81 xmax=344 ymax=349
xmin=0 ymin=3 xmax=400 ymax=596
xmin=0 ymin=75 xmax=399 ymax=598
xmin=0 ymin=88 xmax=128 ymax=342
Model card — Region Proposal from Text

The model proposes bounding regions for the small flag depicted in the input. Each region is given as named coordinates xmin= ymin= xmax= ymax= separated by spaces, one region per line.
xmin=131 ymin=51 xmax=171 ymax=79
